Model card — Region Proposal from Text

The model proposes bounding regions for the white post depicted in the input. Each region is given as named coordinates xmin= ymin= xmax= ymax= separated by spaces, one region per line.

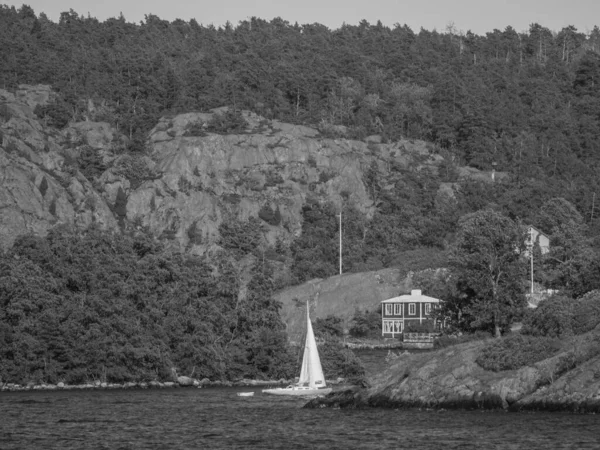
xmin=338 ymin=211 xmax=342 ymax=275
xmin=530 ymin=228 xmax=534 ymax=295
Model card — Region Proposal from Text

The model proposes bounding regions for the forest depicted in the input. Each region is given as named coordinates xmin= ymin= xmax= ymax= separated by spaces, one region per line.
xmin=1 ymin=4 xmax=600 ymax=384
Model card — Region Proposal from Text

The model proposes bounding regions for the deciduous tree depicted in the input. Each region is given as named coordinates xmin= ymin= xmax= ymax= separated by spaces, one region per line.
xmin=450 ymin=209 xmax=527 ymax=337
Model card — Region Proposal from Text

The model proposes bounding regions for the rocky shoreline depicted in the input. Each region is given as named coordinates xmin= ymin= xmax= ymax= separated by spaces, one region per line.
xmin=0 ymin=377 xmax=290 ymax=392
xmin=306 ymin=334 xmax=600 ymax=414
xmin=0 ymin=376 xmax=352 ymax=393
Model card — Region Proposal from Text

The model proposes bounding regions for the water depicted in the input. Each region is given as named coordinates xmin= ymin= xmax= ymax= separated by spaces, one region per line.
xmin=1 ymin=387 xmax=599 ymax=449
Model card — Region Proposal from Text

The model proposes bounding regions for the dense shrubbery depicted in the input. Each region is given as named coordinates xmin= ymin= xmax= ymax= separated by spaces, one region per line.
xmin=522 ymin=295 xmax=575 ymax=337
xmin=314 ymin=315 xmax=344 ymax=339
xmin=571 ymin=291 xmax=600 ymax=335
xmin=348 ymin=309 xmax=381 ymax=339
xmin=218 ymin=216 xmax=265 ymax=256
xmin=34 ymin=100 xmax=71 ymax=129
xmin=318 ymin=341 xmax=366 ymax=384
xmin=553 ymin=332 xmax=600 ymax=376
xmin=77 ymin=146 xmax=107 ymax=180
xmin=113 ymin=154 xmax=161 ymax=189
xmin=476 ymin=334 xmax=562 ymax=372
xmin=205 ymin=109 xmax=247 ymax=134
xmin=522 ymin=292 xmax=600 ymax=337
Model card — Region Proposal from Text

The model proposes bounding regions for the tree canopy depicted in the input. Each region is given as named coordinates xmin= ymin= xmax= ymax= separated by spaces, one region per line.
xmin=448 ymin=209 xmax=527 ymax=336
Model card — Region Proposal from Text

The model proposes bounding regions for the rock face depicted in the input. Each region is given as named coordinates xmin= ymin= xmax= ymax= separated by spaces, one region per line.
xmin=306 ymin=331 xmax=600 ymax=413
xmin=1 ymin=85 xmax=452 ymax=255
xmin=0 ymin=86 xmax=119 ymax=250
xmin=133 ymin=111 xmax=378 ymax=252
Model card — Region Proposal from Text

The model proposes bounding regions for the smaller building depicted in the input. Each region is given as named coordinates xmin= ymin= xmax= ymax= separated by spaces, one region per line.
xmin=381 ymin=290 xmax=442 ymax=338
xmin=527 ymin=226 xmax=550 ymax=255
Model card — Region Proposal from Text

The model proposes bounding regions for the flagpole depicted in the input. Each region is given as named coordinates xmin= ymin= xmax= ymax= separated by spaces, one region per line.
xmin=338 ymin=211 xmax=342 ymax=275
xmin=530 ymin=227 xmax=534 ymax=295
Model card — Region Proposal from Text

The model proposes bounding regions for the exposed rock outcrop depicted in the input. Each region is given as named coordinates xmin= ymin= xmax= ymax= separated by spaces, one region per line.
xmin=1 ymin=85 xmax=456 ymax=255
xmin=306 ymin=332 xmax=600 ymax=413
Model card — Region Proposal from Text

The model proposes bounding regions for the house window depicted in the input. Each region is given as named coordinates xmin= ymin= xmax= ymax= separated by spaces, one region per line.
xmin=409 ymin=303 xmax=416 ymax=315
xmin=383 ymin=320 xmax=403 ymax=334
xmin=393 ymin=320 xmax=403 ymax=333
xmin=385 ymin=304 xmax=393 ymax=315
xmin=394 ymin=303 xmax=402 ymax=315
xmin=425 ymin=303 xmax=431 ymax=315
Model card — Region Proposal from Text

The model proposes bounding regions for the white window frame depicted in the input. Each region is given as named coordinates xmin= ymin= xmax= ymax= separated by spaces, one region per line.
xmin=383 ymin=319 xmax=403 ymax=334
xmin=385 ymin=304 xmax=393 ymax=315
xmin=425 ymin=303 xmax=431 ymax=315
xmin=393 ymin=303 xmax=402 ymax=315
xmin=409 ymin=303 xmax=416 ymax=315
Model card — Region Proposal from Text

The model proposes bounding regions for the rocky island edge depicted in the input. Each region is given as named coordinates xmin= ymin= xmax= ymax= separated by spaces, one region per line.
xmin=306 ymin=329 xmax=600 ymax=413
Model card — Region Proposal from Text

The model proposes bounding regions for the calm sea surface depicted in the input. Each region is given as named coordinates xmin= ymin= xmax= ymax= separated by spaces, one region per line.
xmin=1 ymin=386 xmax=599 ymax=450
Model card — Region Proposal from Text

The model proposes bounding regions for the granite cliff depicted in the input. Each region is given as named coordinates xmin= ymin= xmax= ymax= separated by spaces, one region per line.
xmin=1 ymin=85 xmax=451 ymax=255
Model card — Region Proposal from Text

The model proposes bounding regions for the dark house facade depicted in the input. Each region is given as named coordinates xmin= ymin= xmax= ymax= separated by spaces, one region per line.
xmin=381 ymin=290 xmax=442 ymax=338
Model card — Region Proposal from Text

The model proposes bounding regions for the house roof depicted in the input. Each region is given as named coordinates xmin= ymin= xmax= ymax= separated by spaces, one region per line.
xmin=381 ymin=293 xmax=441 ymax=304
xmin=528 ymin=225 xmax=549 ymax=239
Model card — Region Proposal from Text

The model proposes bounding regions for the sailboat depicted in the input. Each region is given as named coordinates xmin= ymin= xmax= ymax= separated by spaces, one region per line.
xmin=262 ymin=302 xmax=332 ymax=397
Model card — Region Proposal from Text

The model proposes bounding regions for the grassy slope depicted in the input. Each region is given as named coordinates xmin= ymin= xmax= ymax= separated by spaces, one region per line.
xmin=274 ymin=267 xmax=409 ymax=344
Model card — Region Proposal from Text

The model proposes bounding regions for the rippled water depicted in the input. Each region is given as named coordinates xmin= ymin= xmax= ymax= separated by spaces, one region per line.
xmin=1 ymin=387 xmax=599 ymax=449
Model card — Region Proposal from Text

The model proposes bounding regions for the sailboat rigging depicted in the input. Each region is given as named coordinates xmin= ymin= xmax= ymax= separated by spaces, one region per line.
xmin=262 ymin=302 xmax=332 ymax=397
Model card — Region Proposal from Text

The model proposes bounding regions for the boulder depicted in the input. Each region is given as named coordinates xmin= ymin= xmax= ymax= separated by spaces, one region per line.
xmin=177 ymin=376 xmax=195 ymax=386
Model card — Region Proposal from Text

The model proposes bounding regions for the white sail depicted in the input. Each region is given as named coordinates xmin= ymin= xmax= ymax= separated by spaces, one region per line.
xmin=298 ymin=304 xmax=326 ymax=389
xmin=262 ymin=302 xmax=331 ymax=396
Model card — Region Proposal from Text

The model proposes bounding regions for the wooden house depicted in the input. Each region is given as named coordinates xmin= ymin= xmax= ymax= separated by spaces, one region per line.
xmin=380 ymin=290 xmax=442 ymax=338
xmin=527 ymin=226 xmax=550 ymax=255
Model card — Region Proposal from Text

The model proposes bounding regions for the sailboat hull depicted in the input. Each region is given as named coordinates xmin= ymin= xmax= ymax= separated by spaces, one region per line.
xmin=262 ymin=387 xmax=332 ymax=397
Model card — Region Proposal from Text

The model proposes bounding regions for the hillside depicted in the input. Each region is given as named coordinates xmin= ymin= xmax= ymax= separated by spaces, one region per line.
xmin=2 ymin=7 xmax=600 ymax=392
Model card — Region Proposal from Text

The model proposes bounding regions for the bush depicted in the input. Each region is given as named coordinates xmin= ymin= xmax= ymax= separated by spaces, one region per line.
xmin=35 ymin=100 xmax=71 ymax=128
xmin=521 ymin=294 xmax=575 ymax=338
xmin=522 ymin=292 xmax=600 ymax=337
xmin=78 ymin=146 xmax=107 ymax=180
xmin=113 ymin=154 xmax=160 ymax=189
xmin=206 ymin=109 xmax=247 ymax=134
xmin=572 ymin=290 xmax=600 ymax=335
xmin=314 ymin=315 xmax=344 ymax=339
xmin=476 ymin=334 xmax=562 ymax=372
xmin=348 ymin=309 xmax=381 ymax=339
xmin=258 ymin=204 xmax=282 ymax=226
xmin=318 ymin=341 xmax=366 ymax=384
xmin=218 ymin=216 xmax=264 ymax=255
